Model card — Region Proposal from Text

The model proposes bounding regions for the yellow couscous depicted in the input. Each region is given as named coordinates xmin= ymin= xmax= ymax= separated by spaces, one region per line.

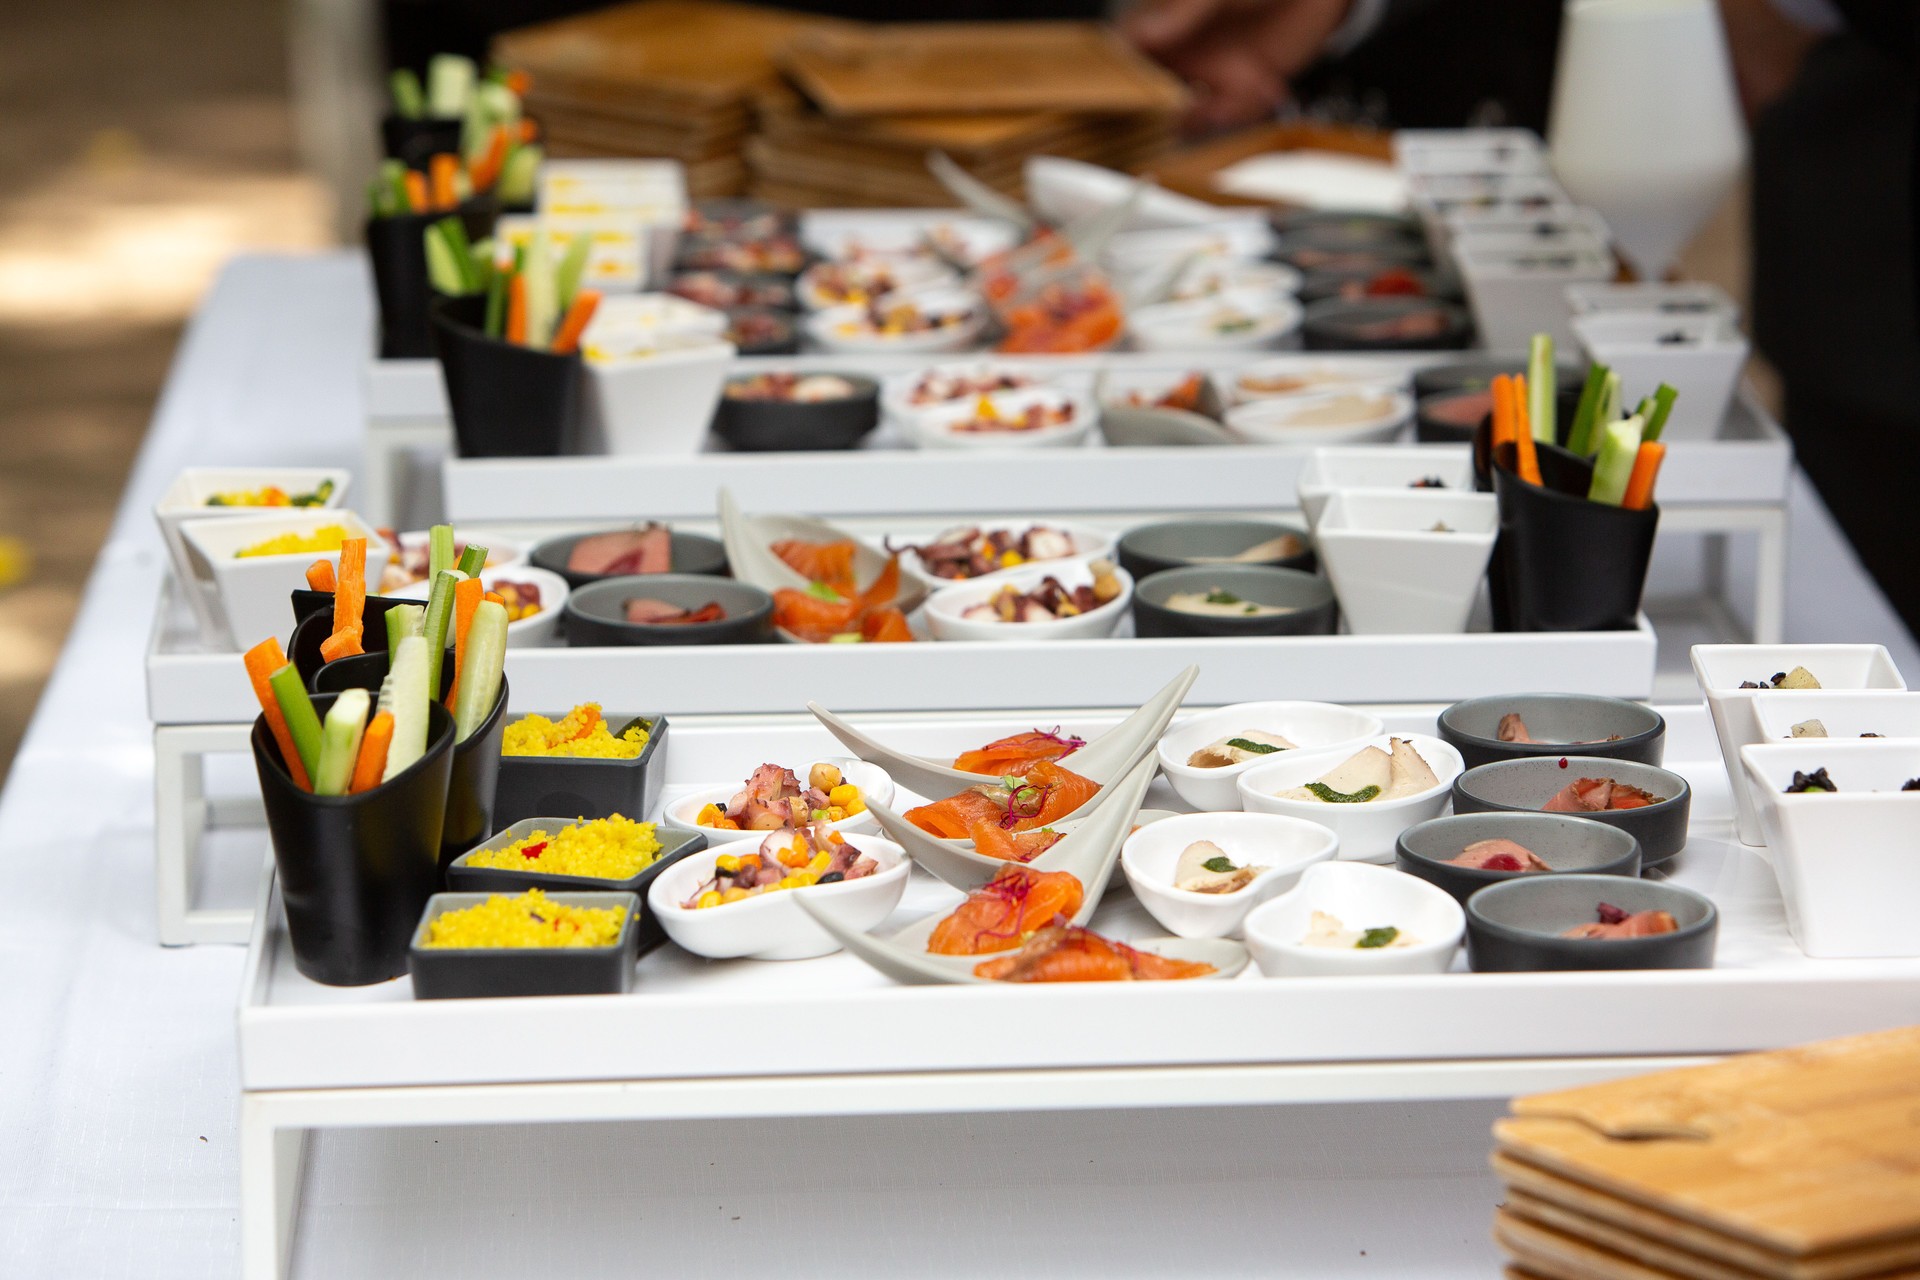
xmin=233 ymin=523 xmax=353 ymax=558
xmin=502 ymin=703 xmax=650 ymax=759
xmin=423 ymin=889 xmax=627 ymax=949
xmin=465 ymin=814 xmax=663 ymax=880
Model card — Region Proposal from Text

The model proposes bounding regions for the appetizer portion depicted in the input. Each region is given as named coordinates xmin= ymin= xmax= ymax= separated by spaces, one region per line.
xmin=996 ymin=273 xmax=1123 ymax=354
xmin=974 ymin=921 xmax=1217 ymax=982
xmin=1496 ymin=713 xmax=1621 ymax=746
xmin=948 ymin=394 xmax=1078 ymax=435
xmin=1740 ymin=666 xmax=1821 ymax=690
xmin=467 ymin=814 xmax=663 ymax=880
xmin=236 ymin=523 xmax=353 ymax=559
xmin=959 ymin=560 xmax=1123 ymax=624
xmin=1301 ymin=911 xmax=1416 ymax=949
xmin=502 ymin=704 xmax=649 ymax=759
xmin=1444 ymin=839 xmax=1551 ymax=872
xmin=667 ymin=271 xmax=795 ymax=311
xmin=1174 ymin=840 xmax=1267 ymax=894
xmin=1542 ymin=777 xmax=1664 ymax=812
xmin=951 ymin=727 xmax=1085 ymax=776
xmin=926 ymin=864 xmax=1085 ymax=955
xmin=1166 ymin=588 xmax=1293 ymax=619
xmin=377 ymin=530 xmax=506 ymax=590
xmin=490 ymin=579 xmax=544 ymax=622
xmin=423 ymin=890 xmax=627 ymax=949
xmin=624 ymin=597 xmax=725 ymax=625
xmin=833 ymin=294 xmax=973 ymax=340
xmin=1121 ymin=373 xmax=1207 ymax=413
xmin=696 ymin=761 xmax=866 ymax=832
xmin=685 ymin=826 xmax=878 ymax=909
xmin=1561 ymin=902 xmax=1679 ymax=939
xmin=1785 ymin=767 xmax=1836 ymax=794
xmin=567 ymin=523 xmax=672 ymax=576
xmin=676 ymin=234 xmax=806 ymax=276
xmin=770 ymin=541 xmax=915 ymax=643
xmin=1187 ymin=730 xmax=1296 ymax=769
xmin=1789 ymin=719 xmax=1828 ymax=738
xmin=900 ymin=366 xmax=1035 ymax=408
xmin=890 ymin=524 xmax=1080 ymax=580
xmin=801 ymin=258 xmax=952 ymax=308
xmin=725 ymin=372 xmax=860 ymax=402
xmin=967 ymin=821 xmax=1065 ymax=864
xmin=205 ymin=478 xmax=335 ymax=508
xmin=1274 ymin=738 xmax=1439 ymax=804
xmin=906 ymin=760 xmax=1099 ymax=838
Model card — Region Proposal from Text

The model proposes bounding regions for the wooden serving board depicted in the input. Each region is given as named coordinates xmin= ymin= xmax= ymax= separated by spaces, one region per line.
xmin=1495 ymin=1028 xmax=1920 ymax=1259
xmin=779 ymin=21 xmax=1188 ymax=118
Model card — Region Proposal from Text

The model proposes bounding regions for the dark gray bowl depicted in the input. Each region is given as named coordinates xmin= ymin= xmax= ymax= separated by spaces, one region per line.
xmin=564 ymin=574 xmax=774 ymax=647
xmin=1132 ymin=565 xmax=1337 ymax=638
xmin=1464 ymin=874 xmax=1718 ymax=971
xmin=1452 ymin=756 xmax=1692 ymax=867
xmin=494 ymin=712 xmax=668 ymax=829
xmin=711 ymin=375 xmax=880 ymax=452
xmin=531 ymin=529 xmax=729 ymax=590
xmin=1395 ymin=812 xmax=1641 ymax=904
xmin=1301 ymin=297 xmax=1473 ymax=351
xmin=408 ymin=890 xmax=640 ymax=998
xmin=1413 ymin=359 xmax=1587 ymax=401
xmin=1117 ymin=518 xmax=1315 ymax=579
xmin=1438 ymin=694 xmax=1666 ymax=770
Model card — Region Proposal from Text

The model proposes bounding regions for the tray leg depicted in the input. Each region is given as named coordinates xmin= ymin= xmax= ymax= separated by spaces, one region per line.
xmin=154 ymin=722 xmax=262 ymax=946
xmin=240 ymin=1095 xmax=308 ymax=1280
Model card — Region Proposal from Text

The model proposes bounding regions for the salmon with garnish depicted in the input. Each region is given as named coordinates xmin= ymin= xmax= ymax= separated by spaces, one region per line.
xmin=973 ymin=921 xmax=1216 ymax=981
xmin=967 ymin=820 xmax=1064 ymax=863
xmin=952 ymin=728 xmax=1085 ymax=776
xmin=926 ymin=865 xmax=1084 ymax=955
xmin=772 ymin=538 xmax=857 ymax=597
xmin=905 ymin=760 xmax=1100 ymax=839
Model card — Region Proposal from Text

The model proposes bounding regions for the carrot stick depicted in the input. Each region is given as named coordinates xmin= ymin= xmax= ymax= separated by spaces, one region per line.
xmin=331 ymin=538 xmax=367 ymax=652
xmin=305 ymin=560 xmax=336 ymax=592
xmin=1514 ymin=373 xmax=1531 ymax=444
xmin=446 ymin=576 xmax=485 ymax=709
xmin=348 ymin=712 xmax=394 ymax=793
xmin=504 ymin=69 xmax=531 ymax=96
xmin=505 ymin=272 xmax=528 ymax=345
xmin=1512 ymin=410 xmax=1544 ymax=486
xmin=518 ymin=118 xmax=540 ymax=144
xmin=1489 ymin=374 xmax=1516 ymax=451
xmin=484 ymin=591 xmax=506 ymax=606
xmin=469 ymin=125 xmax=510 ymax=193
xmin=319 ymin=626 xmax=363 ymax=663
xmin=549 ymin=288 xmax=600 ymax=354
xmin=245 ymin=639 xmax=311 ymax=791
xmin=403 ymin=170 xmax=429 ymax=213
xmin=1622 ymin=440 xmax=1667 ymax=510
xmin=429 ymin=153 xmax=459 ymax=210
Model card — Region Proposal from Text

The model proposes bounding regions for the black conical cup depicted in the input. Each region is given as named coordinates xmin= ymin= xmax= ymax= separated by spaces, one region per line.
xmin=253 ymin=694 xmax=455 ymax=986
xmin=430 ymin=294 xmax=579 ymax=457
xmin=288 ymin=594 xmax=414 ymax=686
xmin=1493 ymin=465 xmax=1659 ymax=632
xmin=366 ymin=200 xmax=496 ymax=359
xmin=313 ymin=652 xmax=509 ymax=873
xmin=380 ymin=114 xmax=463 ymax=169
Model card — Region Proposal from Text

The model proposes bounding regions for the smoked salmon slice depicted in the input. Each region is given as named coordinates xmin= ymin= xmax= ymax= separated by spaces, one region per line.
xmin=771 ymin=553 xmax=914 ymax=644
xmin=926 ymin=865 xmax=1084 ymax=955
xmin=905 ymin=760 xmax=1100 ymax=838
xmin=967 ymin=820 xmax=1064 ymax=863
xmin=951 ymin=728 xmax=1085 ymax=776
xmin=973 ymin=921 xmax=1217 ymax=981
xmin=772 ymin=538 xmax=857 ymax=597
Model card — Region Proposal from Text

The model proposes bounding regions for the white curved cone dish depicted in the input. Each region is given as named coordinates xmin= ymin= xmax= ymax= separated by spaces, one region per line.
xmin=926 ymin=151 xmax=1034 ymax=231
xmin=718 ymin=489 xmax=929 ymax=613
xmin=806 ymin=665 xmax=1197 ymax=800
xmin=1097 ymin=405 xmax=1236 ymax=448
xmin=1061 ymin=180 xmax=1147 ymax=260
xmin=796 ymin=893 xmax=1248 ymax=986
xmin=864 ymin=751 xmax=1159 ymax=901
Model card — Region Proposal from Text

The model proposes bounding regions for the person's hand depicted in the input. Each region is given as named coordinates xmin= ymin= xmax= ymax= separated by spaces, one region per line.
xmin=1123 ymin=0 xmax=1354 ymax=132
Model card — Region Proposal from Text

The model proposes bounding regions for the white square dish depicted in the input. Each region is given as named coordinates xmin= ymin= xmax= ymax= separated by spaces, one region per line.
xmin=179 ymin=510 xmax=392 ymax=649
xmin=1313 ymin=490 xmax=1497 ymax=635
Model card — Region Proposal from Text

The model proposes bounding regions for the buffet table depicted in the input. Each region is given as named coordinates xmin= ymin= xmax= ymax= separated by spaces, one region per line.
xmin=7 ymin=252 xmax=1919 ymax=1279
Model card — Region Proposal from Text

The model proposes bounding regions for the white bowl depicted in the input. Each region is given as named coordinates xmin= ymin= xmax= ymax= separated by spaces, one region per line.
xmin=1750 ymin=691 xmax=1920 ymax=744
xmin=648 ymin=832 xmax=910 ymax=961
xmin=796 ymin=256 xmax=957 ymax=311
xmin=1236 ymin=733 xmax=1466 ymax=864
xmin=661 ymin=757 xmax=893 ymax=838
xmin=1740 ymin=740 xmax=1920 ymax=957
xmin=889 ymin=521 xmax=1116 ymax=588
xmin=377 ymin=528 xmax=528 ymax=593
xmin=879 ymin=361 xmax=1046 ymax=422
xmin=178 ymin=509 xmax=392 ymax=649
xmin=153 ymin=467 xmax=351 ymax=646
xmin=902 ymin=385 xmax=1096 ymax=451
xmin=1226 ymin=388 xmax=1413 ymax=446
xmin=391 ymin=564 xmax=568 ymax=648
xmin=1242 ymin=861 xmax=1465 ymax=977
xmin=1127 ymin=290 xmax=1303 ymax=352
xmin=923 ymin=561 xmax=1132 ymax=642
xmin=803 ymin=289 xmax=986 ymax=355
xmin=580 ymin=338 xmax=736 ymax=457
xmin=1313 ymin=489 xmax=1498 ymax=635
xmin=1295 ymin=445 xmax=1475 ymax=529
xmin=1156 ymin=701 xmax=1385 ymax=812
xmin=1226 ymin=358 xmax=1410 ymax=406
xmin=1121 ymin=811 xmax=1339 ymax=939
xmin=1692 ymin=644 xmax=1907 ymax=845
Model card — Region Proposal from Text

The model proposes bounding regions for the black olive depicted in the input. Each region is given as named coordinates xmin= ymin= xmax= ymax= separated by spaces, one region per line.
xmin=818 ymin=871 xmax=845 ymax=884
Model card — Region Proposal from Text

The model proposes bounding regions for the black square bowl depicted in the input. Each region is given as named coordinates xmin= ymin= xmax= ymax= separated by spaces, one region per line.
xmin=409 ymin=890 xmax=640 ymax=999
xmin=494 ymin=712 xmax=669 ymax=829
xmin=445 ymin=818 xmax=707 ymax=952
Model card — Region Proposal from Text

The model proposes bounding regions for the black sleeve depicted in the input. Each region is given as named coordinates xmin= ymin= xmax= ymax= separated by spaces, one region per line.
xmin=1830 ymin=0 xmax=1916 ymax=68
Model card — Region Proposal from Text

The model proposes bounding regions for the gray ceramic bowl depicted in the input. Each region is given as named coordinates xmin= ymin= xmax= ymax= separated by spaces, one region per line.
xmin=532 ymin=529 xmax=729 ymax=590
xmin=1117 ymin=518 xmax=1315 ymax=579
xmin=1438 ymin=694 xmax=1666 ymax=770
xmin=1464 ymin=874 xmax=1718 ymax=971
xmin=1451 ymin=756 xmax=1691 ymax=867
xmin=1395 ymin=811 xmax=1641 ymax=904
xmin=563 ymin=575 xmax=774 ymax=646
xmin=1132 ymin=564 xmax=1336 ymax=638
xmin=710 ymin=374 xmax=880 ymax=452
xmin=409 ymin=889 xmax=641 ymax=998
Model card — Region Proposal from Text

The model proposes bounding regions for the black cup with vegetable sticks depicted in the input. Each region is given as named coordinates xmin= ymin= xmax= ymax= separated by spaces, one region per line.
xmin=431 ymin=231 xmax=599 ymax=457
xmin=382 ymin=55 xmax=541 ymax=202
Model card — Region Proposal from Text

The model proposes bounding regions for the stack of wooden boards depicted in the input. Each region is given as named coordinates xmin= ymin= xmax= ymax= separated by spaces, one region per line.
xmin=1492 ymin=1026 xmax=1920 ymax=1280
xmin=494 ymin=0 xmax=1185 ymax=205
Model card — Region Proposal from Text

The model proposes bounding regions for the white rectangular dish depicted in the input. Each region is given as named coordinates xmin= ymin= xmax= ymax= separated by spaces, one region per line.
xmin=237 ymin=702 xmax=1920 ymax=1093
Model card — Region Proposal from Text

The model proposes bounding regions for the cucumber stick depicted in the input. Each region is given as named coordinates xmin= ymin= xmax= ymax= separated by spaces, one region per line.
xmin=427 ymin=524 xmax=456 ymax=581
xmin=497 ymin=144 xmax=542 ymax=208
xmin=452 ymin=602 xmax=508 ymax=742
xmin=1588 ymin=416 xmax=1645 ymax=506
xmin=455 ymin=544 xmax=489 ymax=577
xmin=1526 ymin=334 xmax=1555 ymax=443
xmin=384 ymin=603 xmax=425 ymax=655
xmin=314 ymin=689 xmax=370 ymax=796
xmin=268 ymin=664 xmax=324 ymax=783
xmin=421 ymin=568 xmax=467 ymax=698
xmin=389 ymin=68 xmax=425 ymax=119
xmin=426 ymin=54 xmax=476 ymax=119
xmin=424 ymin=224 xmax=468 ymax=295
xmin=383 ymin=637 xmax=431 ymax=782
xmin=555 ymin=233 xmax=593 ymax=312
xmin=522 ymin=231 xmax=559 ymax=349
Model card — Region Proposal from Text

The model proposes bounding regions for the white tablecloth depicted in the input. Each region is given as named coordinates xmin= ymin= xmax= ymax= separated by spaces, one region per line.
xmin=4 ymin=254 xmax=1915 ymax=1278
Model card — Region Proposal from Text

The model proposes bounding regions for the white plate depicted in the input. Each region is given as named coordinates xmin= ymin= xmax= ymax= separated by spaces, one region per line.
xmin=886 ymin=520 xmax=1115 ymax=589
xmin=1236 ymin=733 xmax=1466 ymax=863
xmin=923 ymin=561 xmax=1132 ymax=642
xmin=1127 ymin=291 xmax=1303 ymax=353
xmin=1156 ymin=702 xmax=1386 ymax=812
xmin=879 ymin=361 xmax=1047 ymax=423
xmin=1242 ymin=861 xmax=1466 ymax=976
xmin=796 ymin=257 xmax=958 ymax=312
xmin=1121 ymin=811 xmax=1339 ymax=939
xmin=803 ymin=289 xmax=986 ymax=355
xmin=661 ymin=757 xmax=893 ymax=837
xmin=648 ymin=833 xmax=910 ymax=960
xmin=902 ymin=385 xmax=1096 ymax=451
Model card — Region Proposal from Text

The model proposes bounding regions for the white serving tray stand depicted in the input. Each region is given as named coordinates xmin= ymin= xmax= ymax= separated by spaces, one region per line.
xmin=235 ymin=701 xmax=1920 ymax=1279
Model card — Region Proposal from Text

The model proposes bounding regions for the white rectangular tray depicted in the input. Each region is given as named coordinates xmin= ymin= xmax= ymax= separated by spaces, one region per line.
xmin=238 ymin=703 xmax=1920 ymax=1093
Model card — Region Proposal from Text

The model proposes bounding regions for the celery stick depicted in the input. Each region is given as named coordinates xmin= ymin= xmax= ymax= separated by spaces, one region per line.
xmin=455 ymin=544 xmax=488 ymax=576
xmin=554 ymin=233 xmax=593 ymax=312
xmin=421 ymin=568 xmax=465 ymax=698
xmin=522 ymin=230 xmax=559 ymax=349
xmin=434 ymin=216 xmax=482 ymax=292
xmin=384 ymin=603 xmax=424 ymax=655
xmin=1595 ymin=370 xmax=1622 ymax=440
xmin=484 ymin=266 xmax=509 ymax=338
xmin=390 ymin=68 xmax=425 ymax=119
xmin=452 ymin=601 xmax=508 ymax=742
xmin=427 ymin=524 xmax=456 ymax=581
xmin=313 ymin=689 xmax=370 ymax=796
xmin=427 ymin=54 xmax=477 ymax=118
xmin=368 ymin=178 xmax=397 ymax=219
xmin=1527 ymin=333 xmax=1555 ymax=443
xmin=1565 ymin=364 xmax=1606 ymax=457
xmin=268 ymin=664 xmax=324 ymax=783
xmin=379 ymin=159 xmax=411 ymax=215
xmin=497 ymin=143 xmax=542 ymax=206
xmin=1588 ymin=416 xmax=1645 ymax=506
xmin=383 ymin=637 xmax=431 ymax=781
xmin=1642 ymin=383 xmax=1679 ymax=443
